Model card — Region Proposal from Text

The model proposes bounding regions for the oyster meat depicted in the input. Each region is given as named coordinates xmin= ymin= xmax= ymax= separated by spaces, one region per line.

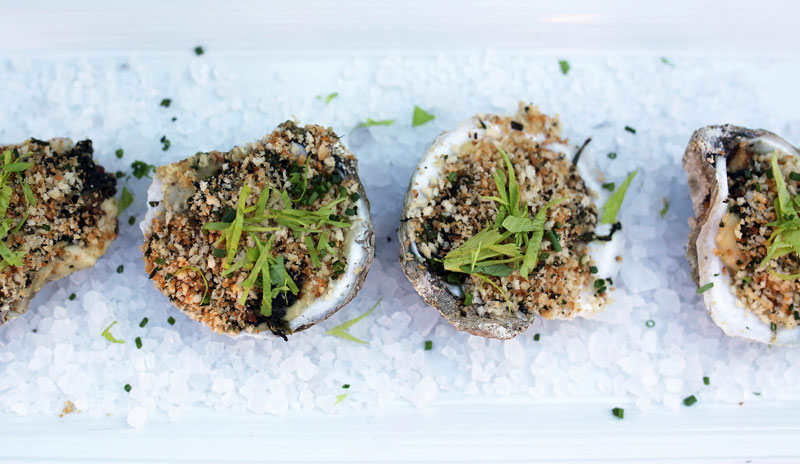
xmin=141 ymin=121 xmax=374 ymax=338
xmin=0 ymin=138 xmax=118 ymax=326
xmin=399 ymin=104 xmax=623 ymax=339
xmin=685 ymin=125 xmax=800 ymax=345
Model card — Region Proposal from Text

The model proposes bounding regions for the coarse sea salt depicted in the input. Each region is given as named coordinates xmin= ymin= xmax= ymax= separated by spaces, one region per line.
xmin=0 ymin=52 xmax=800 ymax=428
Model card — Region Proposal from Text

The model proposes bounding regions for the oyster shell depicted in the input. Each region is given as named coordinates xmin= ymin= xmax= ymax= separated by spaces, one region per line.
xmin=0 ymin=138 xmax=118 ymax=326
xmin=684 ymin=125 xmax=800 ymax=345
xmin=399 ymin=106 xmax=623 ymax=339
xmin=141 ymin=122 xmax=374 ymax=338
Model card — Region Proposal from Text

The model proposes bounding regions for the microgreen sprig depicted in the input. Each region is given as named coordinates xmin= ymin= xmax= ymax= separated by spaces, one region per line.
xmin=760 ymin=150 xmax=800 ymax=279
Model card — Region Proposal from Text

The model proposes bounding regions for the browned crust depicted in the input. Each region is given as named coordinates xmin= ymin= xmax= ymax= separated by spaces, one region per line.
xmin=682 ymin=125 xmax=769 ymax=285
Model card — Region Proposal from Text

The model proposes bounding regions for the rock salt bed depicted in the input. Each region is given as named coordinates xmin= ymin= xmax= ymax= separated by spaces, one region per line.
xmin=1 ymin=52 xmax=800 ymax=427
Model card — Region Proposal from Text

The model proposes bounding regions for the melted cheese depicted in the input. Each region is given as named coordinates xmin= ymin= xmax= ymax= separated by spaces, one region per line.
xmin=715 ymin=212 xmax=743 ymax=272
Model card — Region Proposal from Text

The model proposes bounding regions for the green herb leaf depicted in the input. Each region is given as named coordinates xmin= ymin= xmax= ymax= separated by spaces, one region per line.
xmin=412 ymin=106 xmax=435 ymax=127
xmin=2 ymin=162 xmax=33 ymax=172
xmin=461 ymin=263 xmax=513 ymax=277
xmin=115 ymin=148 xmax=124 ymax=159
xmin=101 ymin=321 xmax=124 ymax=344
xmin=354 ymin=118 xmax=395 ymax=130
xmin=131 ymin=161 xmax=156 ymax=179
xmin=424 ymin=340 xmax=433 ymax=351
xmin=697 ymin=282 xmax=714 ymax=294
xmin=660 ymin=57 xmax=675 ymax=67
xmin=600 ymin=169 xmax=638 ymax=225
xmin=558 ymin=60 xmax=570 ymax=75
xmin=324 ymin=92 xmax=338 ymax=104
xmin=612 ymin=407 xmax=624 ymax=419
xmin=326 ymin=297 xmax=382 ymax=344
xmin=194 ymin=46 xmax=204 ymax=55
xmin=335 ymin=394 xmax=347 ymax=405
xmin=118 ymin=187 xmax=134 ymax=214
xmin=683 ymin=395 xmax=697 ymax=406
xmin=660 ymin=197 xmax=669 ymax=219
xmin=160 ymin=98 xmax=171 ymax=108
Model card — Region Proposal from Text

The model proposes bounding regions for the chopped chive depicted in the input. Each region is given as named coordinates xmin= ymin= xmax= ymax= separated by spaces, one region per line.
xmin=424 ymin=340 xmax=433 ymax=351
xmin=770 ymin=322 xmax=777 ymax=332
xmin=139 ymin=317 xmax=148 ymax=328
xmin=124 ymin=384 xmax=132 ymax=392
xmin=660 ymin=197 xmax=670 ymax=218
xmin=546 ymin=229 xmax=562 ymax=252
xmin=212 ymin=248 xmax=226 ymax=258
xmin=41 ymin=224 xmax=51 ymax=231
xmin=167 ymin=316 xmax=176 ymax=325
xmin=344 ymin=207 xmax=356 ymax=216
xmin=624 ymin=126 xmax=636 ymax=134
xmin=742 ymin=276 xmax=752 ymax=284
xmin=116 ymin=265 xmax=124 ymax=274
xmin=589 ymin=265 xmax=598 ymax=274
xmin=464 ymin=292 xmax=473 ymax=306
xmin=342 ymin=384 xmax=350 ymax=389
xmin=683 ymin=395 xmax=697 ymax=406
xmin=703 ymin=376 xmax=710 ymax=385
xmin=115 ymin=148 xmax=124 ymax=159
xmin=154 ymin=257 xmax=166 ymax=265
xmin=611 ymin=407 xmax=624 ymax=419
xmin=558 ymin=60 xmax=570 ymax=75
xmin=594 ymin=279 xmax=605 ymax=289
xmin=350 ymin=192 xmax=360 ymax=202
xmin=69 ymin=293 xmax=76 ymax=301
xmin=194 ymin=46 xmax=204 ymax=55
xmin=602 ymin=182 xmax=615 ymax=191
xmin=135 ymin=337 xmax=142 ymax=349
xmin=128 ymin=216 xmax=135 ymax=226
xmin=660 ymin=57 xmax=675 ymax=67
xmin=533 ymin=333 xmax=540 ymax=341
xmin=697 ymin=282 xmax=714 ymax=294
xmin=790 ymin=172 xmax=800 ymax=181
xmin=645 ymin=319 xmax=655 ymax=328
xmin=160 ymin=98 xmax=171 ymax=108
xmin=607 ymin=152 xmax=617 ymax=159
xmin=447 ymin=172 xmax=457 ymax=183
xmin=160 ymin=136 xmax=170 ymax=151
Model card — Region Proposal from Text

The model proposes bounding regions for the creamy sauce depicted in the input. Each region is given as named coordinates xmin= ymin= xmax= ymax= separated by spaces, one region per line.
xmin=715 ymin=212 xmax=742 ymax=272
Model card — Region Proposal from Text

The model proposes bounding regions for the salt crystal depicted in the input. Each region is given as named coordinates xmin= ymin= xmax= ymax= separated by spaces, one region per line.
xmin=126 ymin=406 xmax=147 ymax=428
xmin=408 ymin=376 xmax=438 ymax=408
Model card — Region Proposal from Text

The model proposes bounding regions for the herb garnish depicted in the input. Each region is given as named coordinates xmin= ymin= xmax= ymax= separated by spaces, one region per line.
xmin=424 ymin=340 xmax=433 ymax=351
xmin=326 ymin=297 xmax=381 ymax=344
xmin=660 ymin=197 xmax=669 ymax=218
xmin=160 ymin=136 xmax=171 ymax=151
xmin=611 ymin=407 xmax=624 ymax=419
xmin=0 ymin=149 xmax=36 ymax=271
xmin=441 ymin=146 xmax=570 ymax=310
xmin=101 ymin=321 xmax=124 ymax=344
xmin=683 ymin=395 xmax=697 ymax=406
xmin=660 ymin=57 xmax=675 ymax=67
xmin=194 ymin=46 xmax=204 ymax=56
xmin=131 ymin=161 xmax=156 ymax=179
xmin=645 ymin=319 xmax=655 ymax=328
xmin=124 ymin=384 xmax=132 ymax=392
xmin=318 ymin=92 xmax=338 ymax=104
xmin=703 ymin=376 xmax=710 ymax=385
xmin=160 ymin=99 xmax=171 ymax=108
xmin=139 ymin=317 xmax=148 ymax=328
xmin=167 ymin=316 xmax=176 ymax=325
xmin=354 ymin=118 xmax=395 ymax=130
xmin=135 ymin=337 xmax=142 ymax=349
xmin=335 ymin=394 xmax=347 ymax=405
xmin=115 ymin=149 xmax=124 ymax=159
xmin=116 ymin=265 xmax=124 ymax=273
xmin=697 ymin=282 xmax=714 ymax=294
xmin=69 ymin=293 xmax=76 ymax=300
xmin=758 ymin=151 xmax=800 ymax=280
xmin=558 ymin=60 xmax=570 ymax=75
xmin=118 ymin=187 xmax=134 ymax=214
xmin=412 ymin=106 xmax=435 ymax=127
xmin=624 ymin=126 xmax=636 ymax=134
xmin=600 ymin=170 xmax=638 ymax=225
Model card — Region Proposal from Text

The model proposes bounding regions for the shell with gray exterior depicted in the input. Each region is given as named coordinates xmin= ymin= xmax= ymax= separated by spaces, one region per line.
xmin=399 ymin=105 xmax=623 ymax=339
xmin=141 ymin=122 xmax=374 ymax=339
xmin=684 ymin=125 xmax=800 ymax=345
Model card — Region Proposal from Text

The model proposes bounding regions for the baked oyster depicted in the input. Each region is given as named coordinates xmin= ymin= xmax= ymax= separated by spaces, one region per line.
xmin=399 ymin=104 xmax=625 ymax=339
xmin=141 ymin=121 xmax=374 ymax=338
xmin=0 ymin=138 xmax=118 ymax=326
xmin=685 ymin=125 xmax=800 ymax=345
